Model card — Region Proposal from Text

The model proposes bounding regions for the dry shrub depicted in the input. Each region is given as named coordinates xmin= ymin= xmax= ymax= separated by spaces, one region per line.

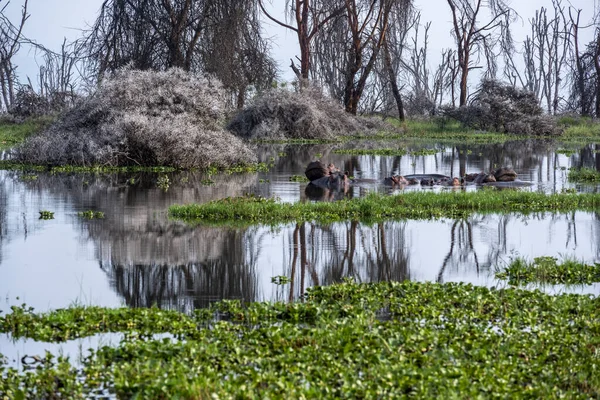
xmin=443 ymin=79 xmax=562 ymax=136
xmin=227 ymin=87 xmax=368 ymax=140
xmin=15 ymin=68 xmax=256 ymax=168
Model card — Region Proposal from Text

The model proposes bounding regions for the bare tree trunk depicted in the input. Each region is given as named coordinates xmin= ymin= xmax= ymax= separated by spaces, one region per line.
xmin=595 ymin=29 xmax=600 ymax=117
xmin=383 ymin=36 xmax=404 ymax=120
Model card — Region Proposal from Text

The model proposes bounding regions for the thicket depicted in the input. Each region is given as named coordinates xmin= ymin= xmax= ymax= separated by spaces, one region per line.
xmin=15 ymin=68 xmax=257 ymax=169
xmin=227 ymin=86 xmax=391 ymax=140
xmin=443 ymin=79 xmax=562 ymax=136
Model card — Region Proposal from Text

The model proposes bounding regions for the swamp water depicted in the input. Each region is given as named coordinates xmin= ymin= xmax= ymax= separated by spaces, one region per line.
xmin=1 ymin=138 xmax=600 ymax=370
xmin=1 ymin=139 xmax=599 ymax=312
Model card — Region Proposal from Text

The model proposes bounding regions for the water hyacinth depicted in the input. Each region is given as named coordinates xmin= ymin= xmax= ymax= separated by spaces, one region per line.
xmin=0 ymin=280 xmax=598 ymax=398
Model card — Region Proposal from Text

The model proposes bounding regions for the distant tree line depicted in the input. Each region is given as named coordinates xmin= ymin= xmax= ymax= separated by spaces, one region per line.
xmin=0 ymin=0 xmax=599 ymax=119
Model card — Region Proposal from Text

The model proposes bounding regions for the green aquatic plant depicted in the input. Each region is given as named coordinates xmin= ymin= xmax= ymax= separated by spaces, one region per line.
xmin=18 ymin=174 xmax=38 ymax=181
xmin=169 ymin=191 xmax=600 ymax=224
xmin=0 ymin=280 xmax=599 ymax=398
xmin=289 ymin=175 xmax=309 ymax=182
xmin=77 ymin=210 xmax=105 ymax=220
xmin=568 ymin=167 xmax=600 ymax=183
xmin=0 ymin=160 xmax=274 ymax=175
xmin=496 ymin=256 xmax=600 ymax=285
xmin=156 ymin=174 xmax=170 ymax=191
xmin=410 ymin=148 xmax=438 ymax=156
xmin=333 ymin=148 xmax=408 ymax=156
xmin=38 ymin=210 xmax=54 ymax=220
xmin=556 ymin=148 xmax=578 ymax=156
xmin=271 ymin=275 xmax=291 ymax=285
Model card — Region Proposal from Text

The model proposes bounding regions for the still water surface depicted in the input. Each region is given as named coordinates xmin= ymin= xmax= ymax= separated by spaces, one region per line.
xmin=1 ymin=140 xmax=600 ymax=315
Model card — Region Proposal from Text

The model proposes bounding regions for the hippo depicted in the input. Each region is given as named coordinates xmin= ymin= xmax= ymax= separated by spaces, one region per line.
xmin=383 ymin=175 xmax=409 ymax=186
xmin=493 ymin=167 xmax=518 ymax=182
xmin=308 ymin=170 xmax=350 ymax=190
xmin=463 ymin=167 xmax=518 ymax=185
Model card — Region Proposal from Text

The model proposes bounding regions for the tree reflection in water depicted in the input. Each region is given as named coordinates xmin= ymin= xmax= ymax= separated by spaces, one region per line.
xmin=283 ymin=221 xmax=411 ymax=300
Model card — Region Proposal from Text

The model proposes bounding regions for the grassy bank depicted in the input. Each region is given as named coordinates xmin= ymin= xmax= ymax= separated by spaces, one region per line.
xmin=169 ymin=191 xmax=600 ymax=224
xmin=0 ymin=117 xmax=53 ymax=150
xmin=0 ymin=280 xmax=598 ymax=398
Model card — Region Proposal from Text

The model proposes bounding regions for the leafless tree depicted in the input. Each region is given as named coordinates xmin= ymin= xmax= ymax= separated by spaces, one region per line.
xmin=0 ymin=0 xmax=28 ymax=111
xmin=504 ymin=0 xmax=570 ymax=115
xmin=258 ymin=0 xmax=344 ymax=83
xmin=83 ymin=0 xmax=276 ymax=106
xmin=565 ymin=6 xmax=600 ymax=116
xmin=446 ymin=0 xmax=515 ymax=107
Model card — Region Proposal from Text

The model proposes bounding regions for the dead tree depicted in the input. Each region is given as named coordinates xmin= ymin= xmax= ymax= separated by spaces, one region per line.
xmin=258 ymin=0 xmax=343 ymax=82
xmin=567 ymin=8 xmax=595 ymax=116
xmin=446 ymin=0 xmax=515 ymax=107
xmin=504 ymin=0 xmax=570 ymax=114
xmin=0 ymin=0 xmax=29 ymax=111
xmin=83 ymin=0 xmax=275 ymax=107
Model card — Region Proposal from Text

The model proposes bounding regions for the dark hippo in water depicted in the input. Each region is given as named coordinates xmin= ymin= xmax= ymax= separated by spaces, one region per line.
xmin=383 ymin=175 xmax=410 ymax=186
xmin=493 ymin=167 xmax=518 ymax=182
xmin=463 ymin=167 xmax=532 ymax=187
xmin=308 ymin=171 xmax=350 ymax=190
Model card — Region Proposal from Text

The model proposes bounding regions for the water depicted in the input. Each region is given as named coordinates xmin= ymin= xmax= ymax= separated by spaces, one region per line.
xmin=0 ymin=140 xmax=599 ymax=314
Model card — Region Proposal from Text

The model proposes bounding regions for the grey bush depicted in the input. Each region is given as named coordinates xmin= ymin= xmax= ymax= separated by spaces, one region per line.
xmin=227 ymin=86 xmax=385 ymax=140
xmin=15 ymin=68 xmax=256 ymax=168
xmin=443 ymin=79 xmax=562 ymax=136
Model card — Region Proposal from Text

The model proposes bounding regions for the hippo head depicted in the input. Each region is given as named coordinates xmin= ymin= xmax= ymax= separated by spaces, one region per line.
xmin=328 ymin=171 xmax=349 ymax=189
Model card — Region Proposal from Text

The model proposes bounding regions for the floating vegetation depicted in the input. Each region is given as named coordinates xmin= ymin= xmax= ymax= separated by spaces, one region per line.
xmin=201 ymin=178 xmax=215 ymax=185
xmin=410 ymin=148 xmax=438 ymax=156
xmin=556 ymin=148 xmax=578 ymax=156
xmin=568 ymin=167 xmax=600 ymax=183
xmin=0 ymin=280 xmax=599 ymax=398
xmin=169 ymin=191 xmax=600 ymax=224
xmin=333 ymin=148 xmax=408 ymax=156
xmin=38 ymin=210 xmax=54 ymax=220
xmin=18 ymin=174 xmax=38 ymax=181
xmin=0 ymin=160 xmax=274 ymax=175
xmin=496 ymin=256 xmax=600 ymax=285
xmin=271 ymin=275 xmax=291 ymax=285
xmin=77 ymin=210 xmax=105 ymax=220
xmin=156 ymin=174 xmax=170 ymax=191
xmin=289 ymin=175 xmax=309 ymax=182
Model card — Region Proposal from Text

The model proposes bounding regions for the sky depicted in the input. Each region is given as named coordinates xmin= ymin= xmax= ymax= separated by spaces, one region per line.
xmin=3 ymin=0 xmax=597 ymax=87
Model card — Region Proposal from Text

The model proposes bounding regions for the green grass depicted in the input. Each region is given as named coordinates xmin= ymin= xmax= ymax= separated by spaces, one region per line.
xmin=0 ymin=116 xmax=54 ymax=149
xmin=496 ymin=256 xmax=600 ymax=285
xmin=0 ymin=280 xmax=599 ymax=398
xmin=169 ymin=191 xmax=600 ymax=224
xmin=568 ymin=167 xmax=600 ymax=183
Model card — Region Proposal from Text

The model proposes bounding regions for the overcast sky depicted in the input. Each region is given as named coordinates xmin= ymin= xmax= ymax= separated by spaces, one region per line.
xmin=4 ymin=0 xmax=597 ymax=85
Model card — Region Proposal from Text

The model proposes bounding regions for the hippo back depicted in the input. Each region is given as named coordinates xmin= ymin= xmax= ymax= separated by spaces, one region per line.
xmin=305 ymin=161 xmax=328 ymax=181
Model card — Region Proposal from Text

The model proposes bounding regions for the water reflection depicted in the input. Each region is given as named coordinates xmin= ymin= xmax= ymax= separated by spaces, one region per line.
xmin=1 ymin=139 xmax=600 ymax=313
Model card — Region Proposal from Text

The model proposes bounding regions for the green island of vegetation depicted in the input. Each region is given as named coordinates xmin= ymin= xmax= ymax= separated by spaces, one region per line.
xmin=496 ymin=256 xmax=600 ymax=285
xmin=169 ymin=191 xmax=600 ymax=224
xmin=0 ymin=280 xmax=598 ymax=398
xmin=568 ymin=167 xmax=600 ymax=183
